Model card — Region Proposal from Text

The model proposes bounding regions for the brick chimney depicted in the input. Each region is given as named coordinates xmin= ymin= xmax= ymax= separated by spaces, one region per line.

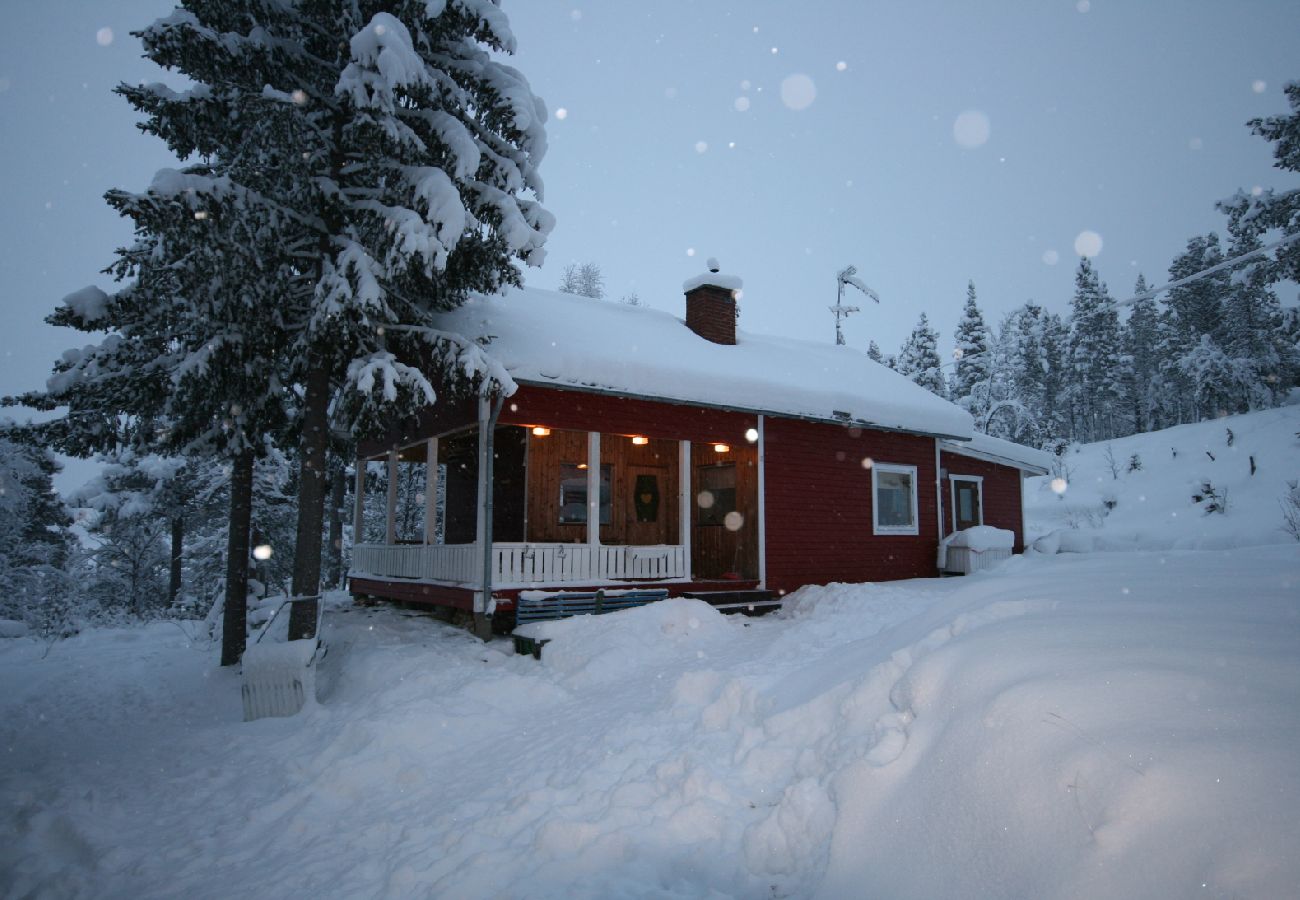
xmin=683 ymin=259 xmax=742 ymax=345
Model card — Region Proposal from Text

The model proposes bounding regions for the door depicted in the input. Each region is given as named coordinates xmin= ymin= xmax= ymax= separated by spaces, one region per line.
xmin=625 ymin=465 xmax=668 ymax=545
xmin=953 ymin=478 xmax=982 ymax=531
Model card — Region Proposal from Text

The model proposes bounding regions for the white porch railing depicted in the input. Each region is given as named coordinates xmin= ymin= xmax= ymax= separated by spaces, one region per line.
xmin=350 ymin=542 xmax=687 ymax=587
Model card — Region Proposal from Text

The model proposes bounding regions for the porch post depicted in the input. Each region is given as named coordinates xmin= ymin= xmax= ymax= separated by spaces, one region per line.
xmin=586 ymin=431 xmax=601 ymax=548
xmin=475 ymin=395 xmax=489 ymax=586
xmin=385 ymin=450 xmax=399 ymax=544
xmin=679 ymin=439 xmax=691 ymax=580
xmin=353 ymin=459 xmax=366 ymax=544
xmin=424 ymin=437 xmax=439 ymax=545
xmin=756 ymin=416 xmax=766 ymax=590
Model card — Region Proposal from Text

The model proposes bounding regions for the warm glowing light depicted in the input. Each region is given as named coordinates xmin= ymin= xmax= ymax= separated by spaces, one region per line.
xmin=744 ymin=428 xmax=759 ymax=443
xmin=713 ymin=443 xmax=730 ymax=453
xmin=576 ymin=463 xmax=588 ymax=470
xmin=531 ymin=426 xmax=550 ymax=436
xmin=631 ymin=435 xmax=649 ymax=445
xmin=252 ymin=544 xmax=272 ymax=561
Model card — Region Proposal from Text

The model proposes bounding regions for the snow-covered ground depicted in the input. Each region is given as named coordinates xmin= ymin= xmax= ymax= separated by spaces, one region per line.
xmin=1026 ymin=403 xmax=1300 ymax=551
xmin=3 ymin=407 xmax=1298 ymax=898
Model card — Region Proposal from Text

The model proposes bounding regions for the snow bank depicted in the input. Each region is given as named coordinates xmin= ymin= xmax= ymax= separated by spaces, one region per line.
xmin=3 ymin=555 xmax=1299 ymax=897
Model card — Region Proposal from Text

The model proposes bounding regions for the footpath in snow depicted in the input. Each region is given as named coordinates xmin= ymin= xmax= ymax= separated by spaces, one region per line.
xmin=2 ymin=544 xmax=1298 ymax=898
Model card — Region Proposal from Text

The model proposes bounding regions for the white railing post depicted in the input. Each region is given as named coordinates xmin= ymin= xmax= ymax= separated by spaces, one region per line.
xmin=587 ymin=431 xmax=601 ymax=549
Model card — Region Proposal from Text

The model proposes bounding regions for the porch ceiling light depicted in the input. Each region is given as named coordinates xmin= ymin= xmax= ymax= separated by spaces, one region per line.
xmin=531 ymin=426 xmax=551 ymax=436
xmin=713 ymin=443 xmax=730 ymax=453
xmin=631 ymin=435 xmax=649 ymax=445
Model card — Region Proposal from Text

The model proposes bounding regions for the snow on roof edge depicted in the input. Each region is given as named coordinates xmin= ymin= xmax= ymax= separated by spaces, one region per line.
xmin=941 ymin=433 xmax=1052 ymax=474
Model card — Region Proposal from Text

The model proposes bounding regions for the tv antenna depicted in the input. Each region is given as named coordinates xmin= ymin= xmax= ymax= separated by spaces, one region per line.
xmin=832 ymin=265 xmax=879 ymax=346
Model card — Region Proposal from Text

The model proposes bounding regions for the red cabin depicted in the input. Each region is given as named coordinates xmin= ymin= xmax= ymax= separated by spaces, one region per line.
xmin=348 ymin=267 xmax=1049 ymax=629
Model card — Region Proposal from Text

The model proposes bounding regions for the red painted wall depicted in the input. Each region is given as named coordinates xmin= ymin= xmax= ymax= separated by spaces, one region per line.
xmin=763 ymin=418 xmax=940 ymax=595
xmin=939 ymin=451 xmax=1025 ymax=552
xmin=500 ymin=384 xmax=757 ymax=445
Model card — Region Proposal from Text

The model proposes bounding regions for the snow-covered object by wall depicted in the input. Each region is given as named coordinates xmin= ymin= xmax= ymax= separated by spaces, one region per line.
xmin=435 ymin=287 xmax=973 ymax=439
xmin=945 ymin=525 xmax=1014 ymax=551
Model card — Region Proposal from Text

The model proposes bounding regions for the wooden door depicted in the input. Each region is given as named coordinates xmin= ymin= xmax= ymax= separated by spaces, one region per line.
xmin=953 ymin=479 xmax=982 ymax=531
xmin=624 ymin=465 xmax=668 ymax=546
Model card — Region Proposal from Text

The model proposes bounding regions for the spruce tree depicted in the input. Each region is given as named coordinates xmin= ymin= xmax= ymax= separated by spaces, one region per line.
xmin=1123 ymin=275 xmax=1164 ymax=433
xmin=950 ymin=281 xmax=992 ymax=419
xmin=897 ymin=313 xmax=947 ymax=398
xmin=118 ymin=3 xmax=553 ymax=638
xmin=1219 ymin=81 xmax=1300 ymax=286
xmin=1165 ymin=233 xmax=1230 ymax=348
xmin=1224 ymin=224 xmax=1292 ymax=409
xmin=1067 ymin=259 xmax=1124 ymax=441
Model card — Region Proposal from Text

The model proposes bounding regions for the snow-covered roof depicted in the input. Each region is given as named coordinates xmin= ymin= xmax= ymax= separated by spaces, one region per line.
xmin=435 ymin=286 xmax=974 ymax=439
xmin=941 ymin=432 xmax=1052 ymax=474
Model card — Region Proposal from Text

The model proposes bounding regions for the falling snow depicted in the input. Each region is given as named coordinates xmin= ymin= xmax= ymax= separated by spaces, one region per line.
xmin=779 ymin=73 xmax=816 ymax=111
xmin=1074 ymin=229 xmax=1103 ymax=257
xmin=952 ymin=110 xmax=990 ymax=148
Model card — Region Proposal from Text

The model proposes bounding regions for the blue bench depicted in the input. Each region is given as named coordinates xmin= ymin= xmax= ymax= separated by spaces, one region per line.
xmin=512 ymin=588 xmax=670 ymax=658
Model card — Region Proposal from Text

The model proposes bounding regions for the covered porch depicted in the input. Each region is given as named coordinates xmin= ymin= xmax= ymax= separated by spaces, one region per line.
xmin=348 ymin=390 xmax=762 ymax=607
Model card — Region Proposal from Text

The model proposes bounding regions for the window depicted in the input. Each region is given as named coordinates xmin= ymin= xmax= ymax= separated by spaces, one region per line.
xmin=697 ymin=463 xmax=736 ymax=526
xmin=872 ymin=463 xmax=919 ymax=535
xmin=558 ymin=463 xmax=612 ymax=525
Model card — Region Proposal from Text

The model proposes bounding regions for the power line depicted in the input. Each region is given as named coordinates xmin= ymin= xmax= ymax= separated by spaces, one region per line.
xmin=1117 ymin=229 xmax=1300 ymax=307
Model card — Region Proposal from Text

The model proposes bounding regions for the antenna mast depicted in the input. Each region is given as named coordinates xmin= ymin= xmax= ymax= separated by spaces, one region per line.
xmin=832 ymin=265 xmax=879 ymax=346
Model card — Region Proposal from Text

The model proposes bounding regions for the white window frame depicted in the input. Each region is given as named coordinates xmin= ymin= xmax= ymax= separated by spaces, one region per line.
xmin=872 ymin=462 xmax=920 ymax=536
xmin=949 ymin=474 xmax=984 ymax=533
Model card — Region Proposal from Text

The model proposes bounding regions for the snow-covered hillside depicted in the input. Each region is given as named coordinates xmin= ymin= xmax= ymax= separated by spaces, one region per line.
xmin=1026 ymin=402 xmax=1300 ymax=551
xmin=4 ymin=541 xmax=1299 ymax=898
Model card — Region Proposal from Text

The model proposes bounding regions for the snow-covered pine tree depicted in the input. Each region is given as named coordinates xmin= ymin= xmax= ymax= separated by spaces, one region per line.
xmin=1122 ymin=274 xmax=1164 ymax=433
xmin=1066 ymin=259 xmax=1124 ymax=441
xmin=866 ymin=340 xmax=884 ymax=363
xmin=15 ymin=166 xmax=297 ymax=664
xmin=0 ymin=425 xmax=74 ymax=635
xmin=1166 ymin=234 xmax=1231 ymax=347
xmin=950 ymin=281 xmax=992 ymax=421
xmin=897 ymin=313 xmax=947 ymax=398
xmin=1161 ymin=234 xmax=1233 ymax=422
xmin=1223 ymin=223 xmax=1293 ymax=409
xmin=121 ymin=2 xmax=553 ymax=637
xmin=1218 ymin=81 xmax=1300 ymax=288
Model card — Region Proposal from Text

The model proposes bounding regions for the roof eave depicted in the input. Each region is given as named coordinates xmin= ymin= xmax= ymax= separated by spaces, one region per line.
xmin=515 ymin=377 xmax=972 ymax=442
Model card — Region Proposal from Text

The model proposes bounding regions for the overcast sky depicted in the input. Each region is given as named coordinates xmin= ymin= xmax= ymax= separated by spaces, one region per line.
xmin=2 ymin=1 xmax=1298 ymax=488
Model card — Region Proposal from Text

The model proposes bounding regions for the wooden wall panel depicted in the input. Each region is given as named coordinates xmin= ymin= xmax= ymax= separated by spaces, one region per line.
xmin=939 ymin=451 xmax=1026 ymax=552
xmin=522 ymin=429 xmax=680 ymax=546
xmin=763 ymin=420 xmax=939 ymax=596
xmin=501 ymin=384 xmax=757 ymax=445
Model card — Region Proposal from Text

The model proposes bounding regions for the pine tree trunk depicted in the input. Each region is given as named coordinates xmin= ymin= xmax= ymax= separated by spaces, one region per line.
xmin=168 ymin=515 xmax=184 ymax=608
xmin=288 ymin=349 xmax=331 ymax=640
xmin=221 ymin=450 xmax=254 ymax=667
xmin=328 ymin=465 xmax=345 ymax=589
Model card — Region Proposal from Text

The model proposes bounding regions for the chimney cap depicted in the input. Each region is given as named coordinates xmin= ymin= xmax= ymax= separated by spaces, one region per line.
xmin=683 ymin=259 xmax=743 ymax=293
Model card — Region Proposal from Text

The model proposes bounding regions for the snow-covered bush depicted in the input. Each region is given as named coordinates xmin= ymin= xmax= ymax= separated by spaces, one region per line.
xmin=1192 ymin=480 xmax=1230 ymax=515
